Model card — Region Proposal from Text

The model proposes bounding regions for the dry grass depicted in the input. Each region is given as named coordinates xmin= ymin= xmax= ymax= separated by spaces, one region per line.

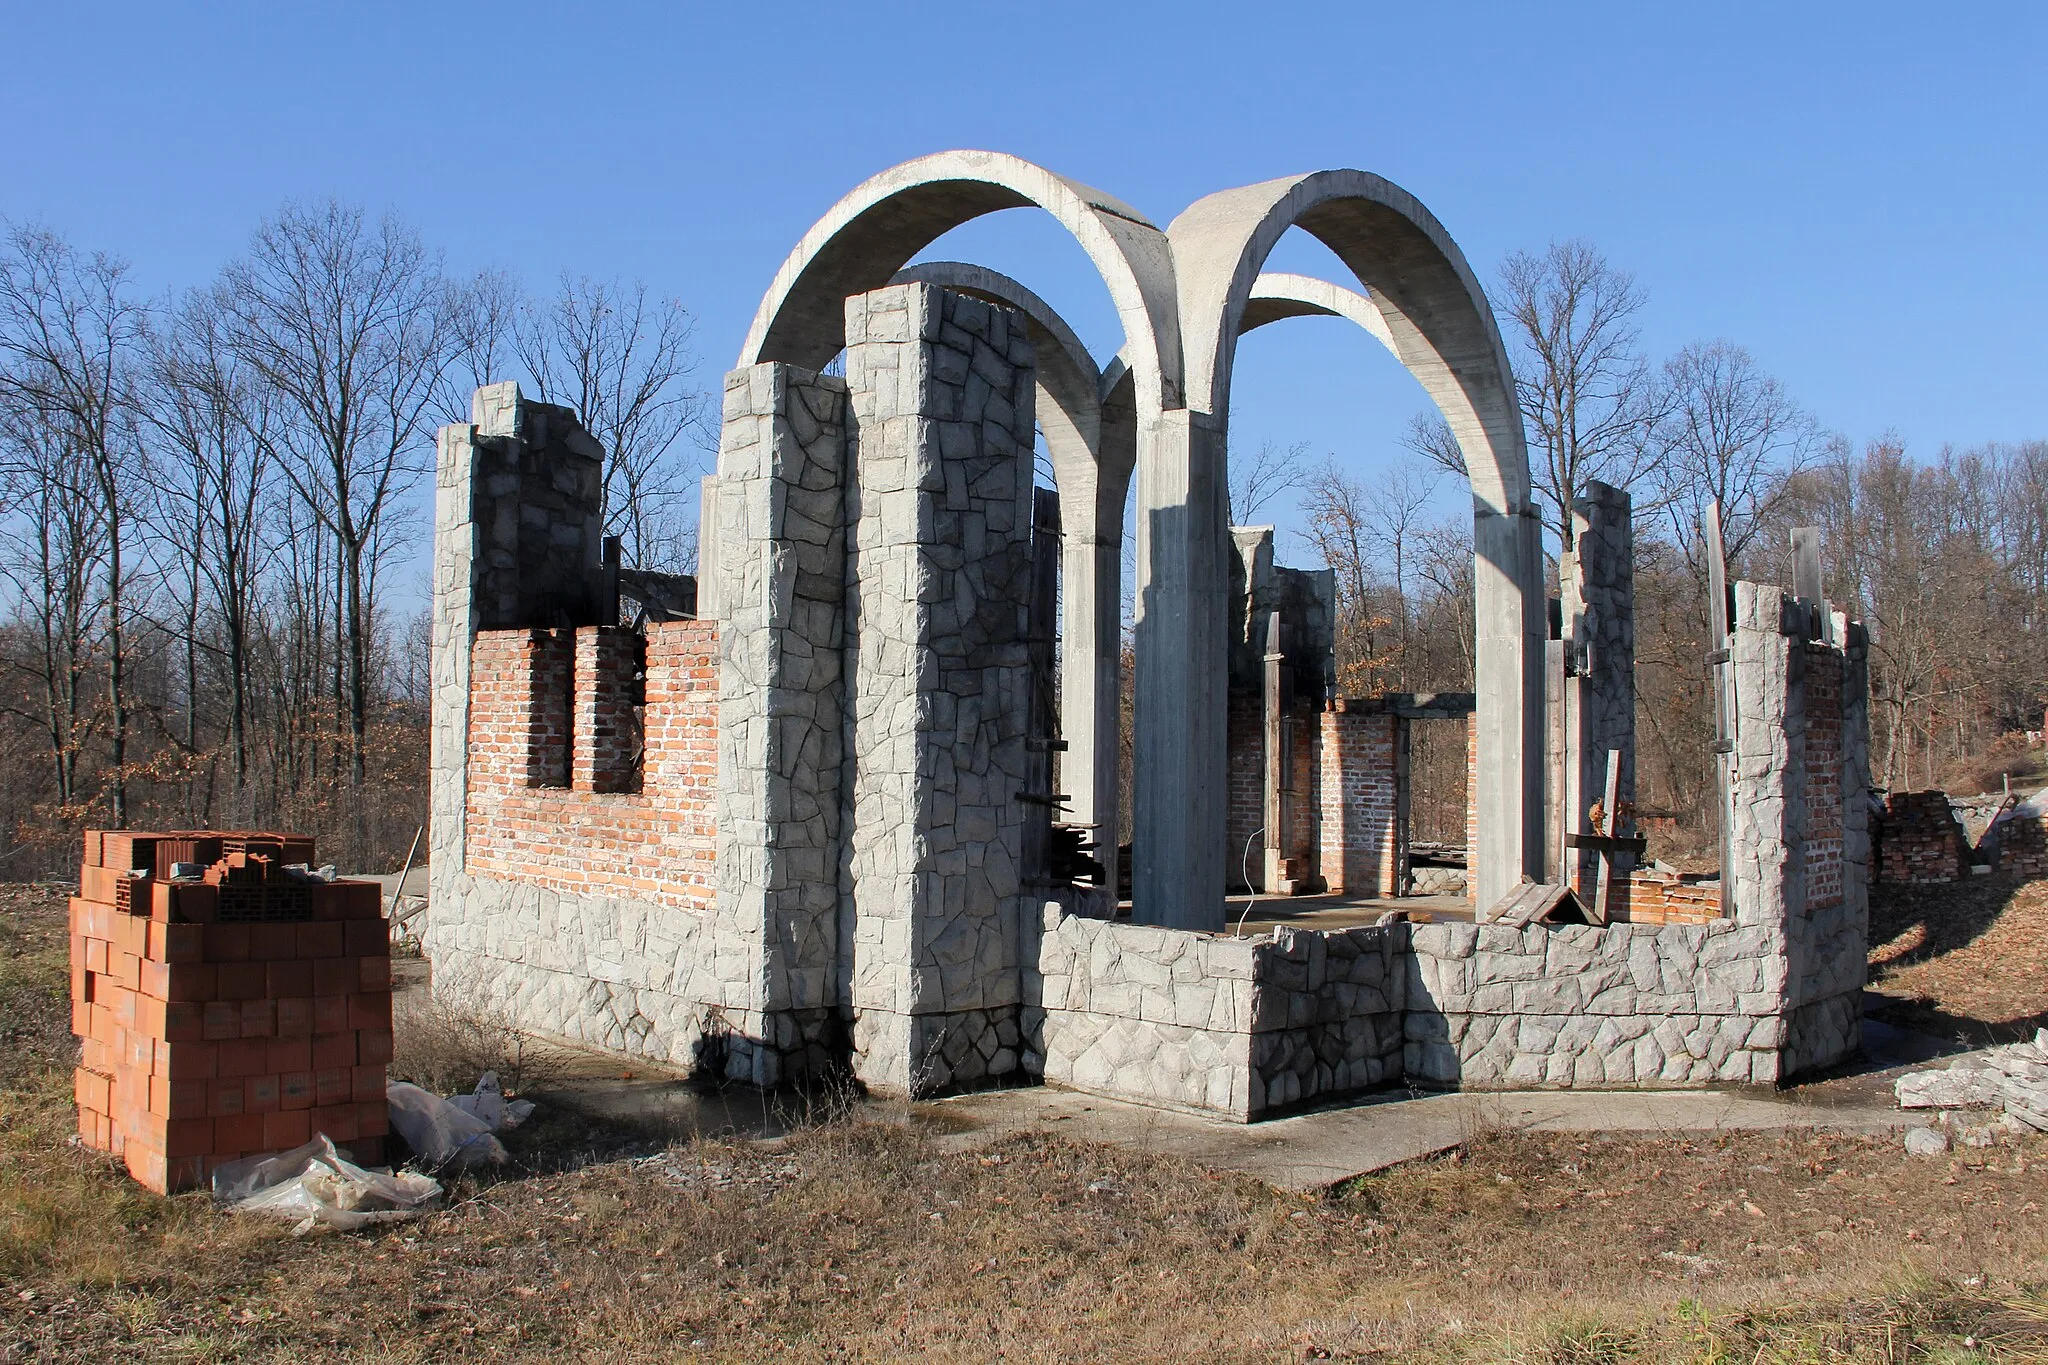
xmin=1868 ymin=876 xmax=2048 ymax=1045
xmin=4 ymin=883 xmax=2048 ymax=1361
xmin=389 ymin=981 xmax=571 ymax=1099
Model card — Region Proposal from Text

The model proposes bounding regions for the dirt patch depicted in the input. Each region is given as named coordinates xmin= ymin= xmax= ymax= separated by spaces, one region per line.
xmin=1868 ymin=877 xmax=2048 ymax=1044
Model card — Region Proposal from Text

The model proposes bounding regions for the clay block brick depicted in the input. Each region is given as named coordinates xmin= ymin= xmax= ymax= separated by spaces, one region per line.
xmin=205 ymin=923 xmax=249 ymax=962
xmin=85 ymin=936 xmax=109 ymax=975
xmin=207 ymin=1076 xmax=246 ymax=1117
xmin=244 ymin=1074 xmax=280 ymax=1114
xmin=312 ymin=958 xmax=356 ymax=997
xmin=249 ymin=924 xmax=296 ymax=960
xmin=164 ymin=1117 xmax=213 ymax=1160
xmin=170 ymin=882 xmax=218 ymax=924
xmin=359 ymin=956 xmax=393 ymax=991
xmin=141 ymin=959 xmax=216 ymax=1003
xmin=310 ymin=1102 xmax=358 ymax=1143
xmin=311 ymin=1032 xmax=357 ymax=1069
xmin=74 ymin=1067 xmax=112 ymax=1113
xmin=71 ymin=1000 xmax=91 ymax=1038
xmin=215 ymin=961 xmax=266 ymax=1001
xmin=344 ymin=919 xmax=389 ymax=957
xmin=275 ymin=998 xmax=312 ymax=1037
xmin=218 ymin=1038 xmax=268 ymax=1078
xmin=162 ymin=1001 xmax=203 ymax=1042
xmin=314 ymin=880 xmax=384 ymax=922
xmin=296 ymin=922 xmax=344 ymax=959
xmin=280 ymin=1070 xmax=313 ymax=1111
xmin=348 ymin=992 xmax=392 ymax=1031
xmin=115 ymin=951 xmax=143 ymax=992
xmin=266 ymin=1037 xmax=311 ymax=1073
xmin=239 ymin=999 xmax=275 ymax=1038
xmin=350 ymin=1064 xmax=384 ymax=1103
xmin=101 ymin=833 xmax=159 ymax=872
xmin=263 ymin=1109 xmax=311 ymax=1149
xmin=133 ymin=993 xmax=167 ymax=1040
xmin=212 ymin=1113 xmax=264 ymax=1155
xmin=355 ymin=1098 xmax=388 ymax=1138
xmin=312 ymin=995 xmax=349 ymax=1034
xmin=315 ymin=1067 xmax=351 ymax=1107
xmin=202 ymin=1001 xmax=241 ymax=1041
xmin=155 ymin=1040 xmax=218 ymax=1081
xmin=148 ymin=1076 xmax=209 ymax=1121
xmin=147 ymin=921 xmax=205 ymax=964
xmin=83 ymin=829 xmax=102 ymax=866
xmin=357 ymin=1029 xmax=394 ymax=1067
xmin=267 ymin=959 xmax=313 ymax=998
xmin=346 ymin=1135 xmax=386 ymax=1167
xmin=122 ymin=1029 xmax=154 ymax=1073
xmin=79 ymin=865 xmax=127 ymax=905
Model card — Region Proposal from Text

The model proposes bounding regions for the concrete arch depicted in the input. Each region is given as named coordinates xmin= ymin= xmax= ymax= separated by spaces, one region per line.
xmin=741 ymin=150 xmax=1182 ymax=414
xmin=1155 ymin=172 xmax=1546 ymax=912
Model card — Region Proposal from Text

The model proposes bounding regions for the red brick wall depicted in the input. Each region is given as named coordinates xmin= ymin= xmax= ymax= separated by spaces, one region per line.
xmin=467 ymin=620 xmax=718 ymax=913
xmin=1803 ymin=644 xmax=1844 ymax=909
xmin=1465 ymin=714 xmax=1478 ymax=903
xmin=1225 ymin=692 xmax=1263 ymax=890
xmin=1316 ymin=703 xmax=1399 ymax=896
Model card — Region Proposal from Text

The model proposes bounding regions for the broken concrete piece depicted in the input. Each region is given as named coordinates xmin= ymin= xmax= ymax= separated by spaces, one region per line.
xmin=1896 ymin=1067 xmax=2003 ymax=1109
xmin=1904 ymin=1127 xmax=1950 ymax=1157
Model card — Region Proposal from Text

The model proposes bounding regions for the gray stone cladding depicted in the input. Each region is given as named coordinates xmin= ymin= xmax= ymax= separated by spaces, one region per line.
xmin=706 ymin=362 xmax=852 ymax=1085
xmin=840 ymin=283 xmax=1038 ymax=1096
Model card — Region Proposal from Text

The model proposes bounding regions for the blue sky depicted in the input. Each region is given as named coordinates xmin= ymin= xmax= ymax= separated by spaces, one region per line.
xmin=5 ymin=2 xmax=2044 ymax=584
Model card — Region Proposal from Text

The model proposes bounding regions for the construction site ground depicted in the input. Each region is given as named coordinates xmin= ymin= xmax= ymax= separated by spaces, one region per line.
xmin=5 ymin=877 xmax=2048 ymax=1361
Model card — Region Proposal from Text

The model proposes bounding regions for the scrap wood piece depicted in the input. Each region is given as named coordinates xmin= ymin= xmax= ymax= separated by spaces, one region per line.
xmin=1489 ymin=880 xmax=1586 ymax=928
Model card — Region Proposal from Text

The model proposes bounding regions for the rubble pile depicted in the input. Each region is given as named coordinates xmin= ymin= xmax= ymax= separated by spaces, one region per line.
xmin=1894 ymin=1029 xmax=2048 ymax=1130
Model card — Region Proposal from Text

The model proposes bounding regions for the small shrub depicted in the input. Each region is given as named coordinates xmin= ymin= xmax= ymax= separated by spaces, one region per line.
xmin=390 ymin=983 xmax=567 ymax=1097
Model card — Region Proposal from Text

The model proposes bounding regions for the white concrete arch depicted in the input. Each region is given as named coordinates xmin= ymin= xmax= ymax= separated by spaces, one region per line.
xmin=1163 ymin=172 xmax=1545 ymax=911
xmin=741 ymin=150 xmax=1182 ymax=415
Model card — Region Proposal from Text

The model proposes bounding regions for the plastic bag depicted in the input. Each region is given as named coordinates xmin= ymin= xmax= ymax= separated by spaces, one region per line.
xmin=213 ymin=1137 xmax=441 ymax=1235
xmin=446 ymin=1071 xmax=536 ymax=1132
xmin=386 ymin=1081 xmax=510 ymax=1169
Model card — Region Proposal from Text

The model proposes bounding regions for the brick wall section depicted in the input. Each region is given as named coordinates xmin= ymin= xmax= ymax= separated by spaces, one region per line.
xmin=1225 ymin=691 xmax=1262 ymax=890
xmin=464 ymin=628 xmax=573 ymax=788
xmin=1804 ymin=644 xmax=1844 ymax=909
xmin=573 ymin=625 xmax=644 ymax=794
xmin=1466 ymin=713 xmax=1479 ymax=902
xmin=466 ymin=619 xmax=718 ymax=913
xmin=1317 ymin=703 xmax=1399 ymax=896
xmin=1998 ymin=812 xmax=2048 ymax=877
xmin=1880 ymin=790 xmax=1968 ymax=883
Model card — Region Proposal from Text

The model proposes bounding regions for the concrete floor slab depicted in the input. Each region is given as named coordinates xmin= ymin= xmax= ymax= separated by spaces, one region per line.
xmin=922 ymin=1084 xmax=1912 ymax=1192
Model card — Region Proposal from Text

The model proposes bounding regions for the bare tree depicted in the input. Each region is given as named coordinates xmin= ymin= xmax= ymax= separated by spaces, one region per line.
xmin=143 ymin=287 xmax=273 ymax=803
xmin=1228 ymin=438 xmax=1309 ymax=526
xmin=1402 ymin=411 xmax=1467 ymax=480
xmin=0 ymin=225 xmax=149 ymax=824
xmin=220 ymin=201 xmax=466 ymax=789
xmin=1650 ymin=339 xmax=1821 ymax=573
xmin=515 ymin=275 xmax=706 ymax=572
xmin=1498 ymin=239 xmax=1659 ymax=548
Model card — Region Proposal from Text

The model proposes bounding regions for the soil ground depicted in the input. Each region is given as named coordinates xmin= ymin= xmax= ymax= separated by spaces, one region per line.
xmin=4 ymin=881 xmax=2048 ymax=1362
xmin=1867 ymin=876 xmax=2048 ymax=1046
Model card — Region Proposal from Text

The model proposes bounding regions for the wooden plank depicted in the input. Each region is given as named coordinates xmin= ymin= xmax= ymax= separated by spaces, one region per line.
xmin=1262 ymin=610 xmax=1289 ymax=893
xmin=1791 ymin=526 xmax=1822 ymax=607
xmin=1586 ymin=749 xmax=1622 ymax=926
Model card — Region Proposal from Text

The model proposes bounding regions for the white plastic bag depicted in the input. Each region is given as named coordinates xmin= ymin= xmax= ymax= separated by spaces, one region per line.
xmin=446 ymin=1070 xmax=535 ymax=1132
xmin=213 ymin=1137 xmax=441 ymax=1235
xmin=386 ymin=1081 xmax=510 ymax=1169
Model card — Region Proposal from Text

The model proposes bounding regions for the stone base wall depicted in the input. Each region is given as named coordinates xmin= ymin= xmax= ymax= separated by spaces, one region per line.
xmin=1250 ymin=924 xmax=1406 ymax=1112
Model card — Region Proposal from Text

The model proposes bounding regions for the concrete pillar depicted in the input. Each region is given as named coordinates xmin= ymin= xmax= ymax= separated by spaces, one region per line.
xmin=1728 ymin=582 xmax=1805 ymax=928
xmin=1471 ymin=505 xmax=1548 ymax=915
xmin=705 ymin=362 xmax=851 ymax=1085
xmin=1131 ymin=409 xmax=1230 ymax=931
xmin=1060 ymin=471 xmax=1129 ymax=891
xmin=841 ymin=283 xmax=1036 ymax=1095
xmin=1562 ymin=480 xmax=1636 ymax=903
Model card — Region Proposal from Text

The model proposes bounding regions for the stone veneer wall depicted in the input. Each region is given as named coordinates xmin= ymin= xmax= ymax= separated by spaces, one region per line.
xmin=840 ymin=283 xmax=1037 ymax=1095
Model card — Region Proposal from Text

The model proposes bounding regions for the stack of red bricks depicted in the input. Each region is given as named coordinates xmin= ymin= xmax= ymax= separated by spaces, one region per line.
xmin=70 ymin=830 xmax=393 ymax=1194
xmin=1997 ymin=805 xmax=2048 ymax=878
xmin=1615 ymin=870 xmax=1724 ymax=924
xmin=1879 ymin=791 xmax=1969 ymax=884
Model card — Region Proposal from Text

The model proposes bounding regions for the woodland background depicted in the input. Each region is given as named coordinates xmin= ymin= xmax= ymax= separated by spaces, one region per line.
xmin=2 ymin=206 xmax=2041 ymax=877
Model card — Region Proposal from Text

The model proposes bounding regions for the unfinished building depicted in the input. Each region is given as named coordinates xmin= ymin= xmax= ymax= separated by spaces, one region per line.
xmin=426 ymin=152 xmax=1870 ymax=1119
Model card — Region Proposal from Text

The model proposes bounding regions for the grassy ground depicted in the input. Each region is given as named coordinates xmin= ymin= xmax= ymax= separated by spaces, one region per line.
xmin=1867 ymin=876 xmax=2048 ymax=1045
xmin=4 ymin=883 xmax=2048 ymax=1361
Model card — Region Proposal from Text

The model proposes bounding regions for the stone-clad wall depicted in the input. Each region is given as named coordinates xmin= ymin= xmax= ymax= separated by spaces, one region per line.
xmin=1402 ymin=921 xmax=1787 ymax=1088
xmin=841 ymin=283 xmax=1037 ymax=1095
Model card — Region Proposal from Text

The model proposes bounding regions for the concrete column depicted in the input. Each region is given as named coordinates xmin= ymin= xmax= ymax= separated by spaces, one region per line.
xmin=1471 ymin=505 xmax=1548 ymax=915
xmin=1562 ymin=480 xmax=1636 ymax=901
xmin=1131 ymin=408 xmax=1230 ymax=931
xmin=1728 ymin=582 xmax=1805 ymax=928
xmin=1060 ymin=474 xmax=1128 ymax=892
xmin=841 ymin=283 xmax=1036 ymax=1095
xmin=706 ymin=362 xmax=850 ymax=1085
